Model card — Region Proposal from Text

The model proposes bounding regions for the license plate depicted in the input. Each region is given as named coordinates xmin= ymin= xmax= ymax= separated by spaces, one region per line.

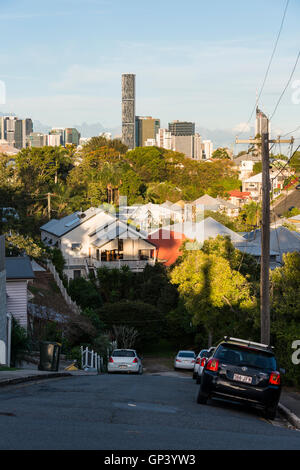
xmin=233 ymin=374 xmax=252 ymax=384
xmin=119 ymin=365 xmax=128 ymax=369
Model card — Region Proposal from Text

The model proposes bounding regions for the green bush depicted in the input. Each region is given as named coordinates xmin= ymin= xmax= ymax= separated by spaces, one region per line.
xmin=10 ymin=317 xmax=31 ymax=367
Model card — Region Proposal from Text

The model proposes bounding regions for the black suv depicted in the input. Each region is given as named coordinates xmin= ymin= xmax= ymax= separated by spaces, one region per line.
xmin=196 ymin=337 xmax=284 ymax=419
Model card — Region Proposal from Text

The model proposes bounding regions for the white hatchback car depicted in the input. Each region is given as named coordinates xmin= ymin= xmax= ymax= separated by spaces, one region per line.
xmin=174 ymin=351 xmax=196 ymax=370
xmin=107 ymin=349 xmax=143 ymax=374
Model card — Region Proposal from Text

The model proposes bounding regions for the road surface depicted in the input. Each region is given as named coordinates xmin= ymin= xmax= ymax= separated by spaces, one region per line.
xmin=0 ymin=373 xmax=299 ymax=450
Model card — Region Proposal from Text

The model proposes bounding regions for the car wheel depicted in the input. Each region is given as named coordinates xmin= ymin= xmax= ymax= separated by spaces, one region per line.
xmin=265 ymin=404 xmax=277 ymax=420
xmin=196 ymin=390 xmax=208 ymax=405
xmin=138 ymin=366 xmax=143 ymax=375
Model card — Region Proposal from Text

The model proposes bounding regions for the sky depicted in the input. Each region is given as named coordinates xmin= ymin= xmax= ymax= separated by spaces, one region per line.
xmin=0 ymin=0 xmax=300 ymax=143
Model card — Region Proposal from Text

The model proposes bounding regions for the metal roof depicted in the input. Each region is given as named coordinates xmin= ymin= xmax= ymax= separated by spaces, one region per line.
xmin=5 ymin=256 xmax=35 ymax=280
xmin=40 ymin=207 xmax=103 ymax=237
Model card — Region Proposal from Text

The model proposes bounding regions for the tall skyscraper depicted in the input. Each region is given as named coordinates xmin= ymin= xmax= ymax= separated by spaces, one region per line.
xmin=15 ymin=118 xmax=33 ymax=149
xmin=135 ymin=116 xmax=160 ymax=147
xmin=122 ymin=74 xmax=136 ymax=150
xmin=0 ymin=116 xmax=33 ymax=149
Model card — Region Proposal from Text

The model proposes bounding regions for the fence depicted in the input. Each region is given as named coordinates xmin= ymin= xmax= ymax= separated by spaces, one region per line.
xmin=46 ymin=260 xmax=81 ymax=315
xmin=81 ymin=346 xmax=102 ymax=373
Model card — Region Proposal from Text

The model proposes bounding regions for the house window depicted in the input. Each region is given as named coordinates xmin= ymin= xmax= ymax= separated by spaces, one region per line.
xmin=71 ymin=243 xmax=81 ymax=251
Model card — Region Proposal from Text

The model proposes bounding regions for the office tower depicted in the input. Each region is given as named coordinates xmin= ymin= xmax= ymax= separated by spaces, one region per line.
xmin=0 ymin=116 xmax=17 ymax=146
xmin=168 ymin=121 xmax=195 ymax=136
xmin=15 ymin=118 xmax=33 ymax=149
xmin=50 ymin=128 xmax=65 ymax=146
xmin=47 ymin=134 xmax=61 ymax=147
xmin=27 ymin=132 xmax=48 ymax=148
xmin=122 ymin=74 xmax=136 ymax=149
xmin=64 ymin=128 xmax=81 ymax=146
xmin=172 ymin=135 xmax=195 ymax=159
xmin=256 ymin=107 xmax=269 ymax=136
xmin=202 ymin=140 xmax=213 ymax=160
xmin=156 ymin=128 xmax=172 ymax=150
xmin=135 ymin=116 xmax=160 ymax=147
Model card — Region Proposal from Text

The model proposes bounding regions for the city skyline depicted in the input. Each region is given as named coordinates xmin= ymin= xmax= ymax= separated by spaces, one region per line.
xmin=0 ymin=0 xmax=300 ymax=140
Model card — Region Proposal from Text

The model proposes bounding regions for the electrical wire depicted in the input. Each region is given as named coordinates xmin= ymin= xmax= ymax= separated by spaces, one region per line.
xmin=236 ymin=0 xmax=290 ymax=137
xmin=269 ymin=50 xmax=300 ymax=121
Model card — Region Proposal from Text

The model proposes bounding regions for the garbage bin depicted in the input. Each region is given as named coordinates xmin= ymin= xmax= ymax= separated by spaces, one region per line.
xmin=38 ymin=342 xmax=61 ymax=372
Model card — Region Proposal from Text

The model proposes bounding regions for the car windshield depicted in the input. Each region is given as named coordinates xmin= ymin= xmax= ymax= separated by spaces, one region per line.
xmin=178 ymin=352 xmax=195 ymax=358
xmin=215 ymin=344 xmax=277 ymax=370
xmin=112 ymin=350 xmax=135 ymax=357
xmin=200 ymin=350 xmax=209 ymax=358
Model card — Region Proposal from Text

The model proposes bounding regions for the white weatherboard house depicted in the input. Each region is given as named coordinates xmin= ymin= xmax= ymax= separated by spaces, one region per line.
xmin=5 ymin=257 xmax=35 ymax=330
xmin=40 ymin=208 xmax=157 ymax=279
xmin=0 ymin=236 xmax=6 ymax=365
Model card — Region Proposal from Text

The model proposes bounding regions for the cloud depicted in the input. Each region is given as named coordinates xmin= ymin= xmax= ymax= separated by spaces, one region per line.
xmin=233 ymin=123 xmax=251 ymax=133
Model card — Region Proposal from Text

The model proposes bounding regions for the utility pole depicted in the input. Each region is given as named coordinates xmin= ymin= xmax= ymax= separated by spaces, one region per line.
xmin=236 ymin=134 xmax=294 ymax=345
xmin=46 ymin=193 xmax=55 ymax=220
xmin=260 ymin=132 xmax=270 ymax=344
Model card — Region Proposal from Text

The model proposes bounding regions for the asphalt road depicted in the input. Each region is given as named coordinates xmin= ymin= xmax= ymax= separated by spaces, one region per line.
xmin=272 ymin=189 xmax=300 ymax=218
xmin=0 ymin=373 xmax=299 ymax=450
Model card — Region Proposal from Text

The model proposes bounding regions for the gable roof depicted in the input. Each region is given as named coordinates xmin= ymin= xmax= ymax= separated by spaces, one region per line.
xmin=242 ymin=227 xmax=300 ymax=257
xmin=90 ymin=219 xmax=156 ymax=249
xmin=5 ymin=256 xmax=35 ymax=280
xmin=40 ymin=207 xmax=104 ymax=237
xmin=161 ymin=217 xmax=245 ymax=244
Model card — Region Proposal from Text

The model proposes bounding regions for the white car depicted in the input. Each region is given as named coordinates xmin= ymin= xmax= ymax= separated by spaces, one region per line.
xmin=107 ymin=349 xmax=143 ymax=374
xmin=193 ymin=349 xmax=210 ymax=380
xmin=194 ymin=347 xmax=216 ymax=384
xmin=174 ymin=351 xmax=196 ymax=371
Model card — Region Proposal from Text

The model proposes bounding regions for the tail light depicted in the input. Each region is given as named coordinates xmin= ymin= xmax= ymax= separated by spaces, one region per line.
xmin=133 ymin=358 xmax=138 ymax=363
xmin=196 ymin=358 xmax=201 ymax=364
xmin=269 ymin=372 xmax=281 ymax=385
xmin=109 ymin=357 xmax=114 ymax=363
xmin=200 ymin=358 xmax=206 ymax=367
xmin=176 ymin=359 xmax=181 ymax=362
xmin=206 ymin=358 xmax=219 ymax=372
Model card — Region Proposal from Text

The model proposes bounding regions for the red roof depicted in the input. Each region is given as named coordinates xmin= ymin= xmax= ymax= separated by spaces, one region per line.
xmin=228 ymin=190 xmax=251 ymax=199
xmin=148 ymin=229 xmax=186 ymax=266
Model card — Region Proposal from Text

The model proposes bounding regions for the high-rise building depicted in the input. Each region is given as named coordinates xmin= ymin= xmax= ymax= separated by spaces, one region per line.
xmin=27 ymin=132 xmax=48 ymax=148
xmin=64 ymin=128 xmax=81 ymax=146
xmin=50 ymin=128 xmax=65 ymax=146
xmin=171 ymin=135 xmax=195 ymax=159
xmin=156 ymin=128 xmax=172 ymax=150
xmin=202 ymin=140 xmax=214 ymax=160
xmin=0 ymin=116 xmax=17 ymax=146
xmin=15 ymin=119 xmax=33 ymax=149
xmin=135 ymin=116 xmax=160 ymax=147
xmin=0 ymin=116 xmax=32 ymax=149
xmin=168 ymin=121 xmax=195 ymax=136
xmin=47 ymin=134 xmax=61 ymax=147
xmin=122 ymin=74 xmax=136 ymax=150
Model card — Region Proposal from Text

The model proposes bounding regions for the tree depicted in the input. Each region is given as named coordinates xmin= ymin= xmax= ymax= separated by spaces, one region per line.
xmin=271 ymin=253 xmax=300 ymax=385
xmin=211 ymin=148 xmax=231 ymax=160
xmin=170 ymin=247 xmax=256 ymax=346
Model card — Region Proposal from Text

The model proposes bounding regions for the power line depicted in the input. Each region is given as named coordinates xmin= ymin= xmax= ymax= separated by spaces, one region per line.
xmin=269 ymin=50 xmax=300 ymax=121
xmin=236 ymin=0 xmax=290 ymax=137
